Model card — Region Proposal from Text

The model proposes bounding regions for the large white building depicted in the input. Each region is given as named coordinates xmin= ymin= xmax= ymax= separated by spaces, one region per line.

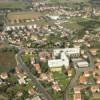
xmin=48 ymin=48 xmax=80 ymax=71
xmin=53 ymin=48 xmax=80 ymax=57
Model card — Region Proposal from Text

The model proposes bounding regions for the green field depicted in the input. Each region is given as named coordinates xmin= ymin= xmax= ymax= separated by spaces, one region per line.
xmin=0 ymin=0 xmax=31 ymax=9
xmin=49 ymin=0 xmax=89 ymax=3
xmin=0 ymin=51 xmax=16 ymax=73
xmin=7 ymin=11 xmax=50 ymax=25
xmin=90 ymin=93 xmax=100 ymax=100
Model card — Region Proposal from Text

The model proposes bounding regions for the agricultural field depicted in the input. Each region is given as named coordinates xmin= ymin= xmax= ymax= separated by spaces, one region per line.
xmin=0 ymin=49 xmax=17 ymax=73
xmin=0 ymin=0 xmax=31 ymax=9
xmin=7 ymin=11 xmax=49 ymax=25
xmin=49 ymin=0 xmax=90 ymax=3
xmin=0 ymin=14 xmax=5 ymax=31
xmin=49 ymin=0 xmax=90 ymax=6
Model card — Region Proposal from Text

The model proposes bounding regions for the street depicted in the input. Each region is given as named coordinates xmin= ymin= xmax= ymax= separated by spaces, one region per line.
xmin=64 ymin=47 xmax=95 ymax=100
xmin=15 ymin=51 xmax=53 ymax=100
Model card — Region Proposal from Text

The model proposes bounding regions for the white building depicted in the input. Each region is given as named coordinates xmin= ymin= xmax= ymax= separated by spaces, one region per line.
xmin=48 ymin=59 xmax=64 ymax=68
xmin=53 ymin=48 xmax=80 ymax=57
xmin=77 ymin=61 xmax=89 ymax=68
xmin=48 ymin=48 xmax=80 ymax=71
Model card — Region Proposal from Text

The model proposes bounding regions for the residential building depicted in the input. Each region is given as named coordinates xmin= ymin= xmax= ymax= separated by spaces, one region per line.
xmin=74 ymin=93 xmax=81 ymax=100
xmin=96 ymin=77 xmax=100 ymax=84
xmin=0 ymin=72 xmax=8 ymax=80
xmin=95 ymin=62 xmax=100 ymax=69
xmin=79 ymin=75 xmax=87 ymax=84
xmin=91 ymin=85 xmax=100 ymax=93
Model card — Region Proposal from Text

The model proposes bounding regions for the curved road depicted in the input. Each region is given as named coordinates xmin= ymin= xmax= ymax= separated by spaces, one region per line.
xmin=15 ymin=51 xmax=53 ymax=100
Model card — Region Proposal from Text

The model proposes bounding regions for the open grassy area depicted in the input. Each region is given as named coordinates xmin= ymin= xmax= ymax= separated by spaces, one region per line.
xmin=61 ymin=17 xmax=90 ymax=31
xmin=0 ymin=51 xmax=16 ymax=73
xmin=90 ymin=93 xmax=100 ymax=100
xmin=7 ymin=11 xmax=48 ymax=25
xmin=8 ymin=11 xmax=41 ymax=20
xmin=94 ymin=41 xmax=100 ymax=49
xmin=48 ymin=72 xmax=69 ymax=100
xmin=49 ymin=0 xmax=90 ymax=3
xmin=0 ymin=0 xmax=31 ymax=9
xmin=53 ymin=72 xmax=68 ymax=90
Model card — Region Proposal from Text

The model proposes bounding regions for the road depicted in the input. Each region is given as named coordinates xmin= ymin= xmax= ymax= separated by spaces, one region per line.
xmin=15 ymin=51 xmax=53 ymax=100
xmin=64 ymin=47 xmax=95 ymax=100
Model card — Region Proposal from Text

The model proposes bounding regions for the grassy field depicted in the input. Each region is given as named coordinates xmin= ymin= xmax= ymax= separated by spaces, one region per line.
xmin=49 ymin=0 xmax=90 ymax=4
xmin=0 ymin=51 xmax=16 ymax=73
xmin=61 ymin=17 xmax=90 ymax=31
xmin=0 ymin=0 xmax=31 ymax=9
xmin=90 ymin=93 xmax=100 ymax=100
xmin=7 ymin=11 xmax=45 ymax=22
xmin=8 ymin=11 xmax=42 ymax=19
xmin=53 ymin=72 xmax=68 ymax=90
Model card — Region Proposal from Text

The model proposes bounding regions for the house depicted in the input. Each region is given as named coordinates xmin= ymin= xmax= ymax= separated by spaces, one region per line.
xmin=93 ymin=70 xmax=100 ymax=76
xmin=74 ymin=93 xmax=81 ymax=100
xmin=34 ymin=64 xmax=41 ymax=73
xmin=18 ymin=78 xmax=26 ymax=85
xmin=81 ymin=50 xmax=85 ymax=55
xmin=32 ymin=96 xmax=41 ymax=100
xmin=17 ymin=73 xmax=27 ymax=79
xmin=67 ymin=69 xmax=72 ymax=77
xmin=91 ymin=85 xmax=100 ymax=93
xmin=74 ymin=87 xmax=81 ymax=94
xmin=16 ymin=91 xmax=23 ymax=97
xmin=15 ymin=67 xmax=23 ymax=74
xmin=90 ymin=49 xmax=97 ymax=55
xmin=28 ymin=88 xmax=36 ymax=96
xmin=52 ymin=81 xmax=61 ymax=92
xmin=96 ymin=77 xmax=100 ymax=84
xmin=95 ymin=62 xmax=100 ymax=69
xmin=96 ymin=58 xmax=100 ymax=63
xmin=0 ymin=72 xmax=8 ymax=80
xmin=79 ymin=75 xmax=87 ymax=84
xmin=40 ymin=73 xmax=48 ymax=81
xmin=84 ymin=70 xmax=90 ymax=77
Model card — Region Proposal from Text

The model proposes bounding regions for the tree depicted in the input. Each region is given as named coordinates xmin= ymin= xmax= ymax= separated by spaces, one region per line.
xmin=40 ymin=61 xmax=48 ymax=73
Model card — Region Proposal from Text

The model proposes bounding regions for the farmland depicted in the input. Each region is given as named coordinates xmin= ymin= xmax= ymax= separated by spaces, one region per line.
xmin=0 ymin=48 xmax=17 ymax=73
xmin=7 ymin=11 xmax=49 ymax=25
xmin=0 ymin=0 xmax=31 ymax=9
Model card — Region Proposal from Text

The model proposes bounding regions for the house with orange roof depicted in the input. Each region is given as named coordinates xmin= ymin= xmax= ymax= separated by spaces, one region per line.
xmin=95 ymin=62 xmax=100 ymax=69
xmin=79 ymin=75 xmax=87 ymax=84
xmin=74 ymin=87 xmax=81 ymax=94
xmin=90 ymin=48 xmax=97 ymax=55
xmin=74 ymin=93 xmax=81 ymax=100
xmin=96 ymin=77 xmax=100 ymax=84
xmin=91 ymin=85 xmax=100 ymax=93
xmin=93 ymin=70 xmax=100 ymax=76
xmin=34 ymin=64 xmax=41 ymax=73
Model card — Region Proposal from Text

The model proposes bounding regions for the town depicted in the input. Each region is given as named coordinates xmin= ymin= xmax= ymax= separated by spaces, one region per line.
xmin=0 ymin=0 xmax=100 ymax=100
